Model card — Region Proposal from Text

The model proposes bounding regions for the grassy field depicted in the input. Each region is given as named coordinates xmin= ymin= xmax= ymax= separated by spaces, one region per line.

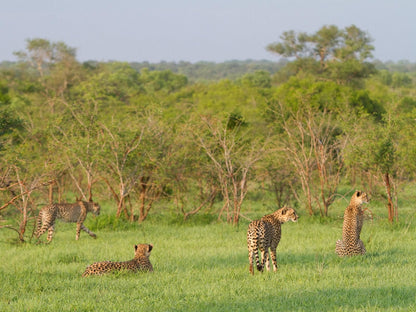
xmin=1 ymin=198 xmax=416 ymax=311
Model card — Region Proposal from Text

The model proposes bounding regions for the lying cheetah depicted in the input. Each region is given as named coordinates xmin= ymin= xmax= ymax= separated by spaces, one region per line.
xmin=82 ymin=244 xmax=153 ymax=276
xmin=247 ymin=207 xmax=298 ymax=275
xmin=335 ymin=191 xmax=369 ymax=257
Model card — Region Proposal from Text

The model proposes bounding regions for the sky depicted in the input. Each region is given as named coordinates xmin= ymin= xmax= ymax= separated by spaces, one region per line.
xmin=1 ymin=0 xmax=415 ymax=63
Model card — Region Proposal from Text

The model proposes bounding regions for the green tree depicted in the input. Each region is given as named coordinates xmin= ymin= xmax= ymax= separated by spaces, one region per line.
xmin=273 ymin=104 xmax=344 ymax=216
xmin=14 ymin=38 xmax=82 ymax=113
xmin=311 ymin=25 xmax=341 ymax=68
xmin=342 ymin=111 xmax=400 ymax=222
xmin=267 ymin=30 xmax=309 ymax=59
xmin=239 ymin=70 xmax=272 ymax=88
xmin=335 ymin=25 xmax=374 ymax=61
xmin=194 ymin=115 xmax=267 ymax=225
xmin=100 ymin=123 xmax=144 ymax=220
xmin=268 ymin=25 xmax=376 ymax=84
xmin=0 ymin=82 xmax=23 ymax=151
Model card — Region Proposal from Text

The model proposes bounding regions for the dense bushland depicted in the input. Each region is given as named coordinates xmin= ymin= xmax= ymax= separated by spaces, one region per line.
xmin=1 ymin=25 xmax=416 ymax=242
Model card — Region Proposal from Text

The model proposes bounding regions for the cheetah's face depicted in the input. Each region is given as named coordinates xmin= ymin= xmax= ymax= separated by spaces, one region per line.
xmin=280 ymin=207 xmax=299 ymax=223
xmin=352 ymin=191 xmax=369 ymax=206
xmin=92 ymin=203 xmax=101 ymax=216
xmin=135 ymin=244 xmax=153 ymax=258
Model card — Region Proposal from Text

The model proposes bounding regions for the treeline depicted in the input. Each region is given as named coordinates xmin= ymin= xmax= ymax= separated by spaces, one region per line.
xmin=129 ymin=59 xmax=289 ymax=82
xmin=0 ymin=59 xmax=288 ymax=83
xmin=1 ymin=25 xmax=416 ymax=241
xmin=2 ymin=58 xmax=416 ymax=84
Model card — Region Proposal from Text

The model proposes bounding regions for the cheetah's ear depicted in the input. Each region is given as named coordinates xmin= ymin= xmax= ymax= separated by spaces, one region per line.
xmin=135 ymin=245 xmax=138 ymax=251
xmin=281 ymin=207 xmax=288 ymax=215
xmin=356 ymin=191 xmax=361 ymax=197
xmin=148 ymin=244 xmax=153 ymax=252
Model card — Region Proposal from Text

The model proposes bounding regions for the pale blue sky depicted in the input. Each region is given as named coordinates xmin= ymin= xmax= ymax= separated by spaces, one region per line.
xmin=1 ymin=0 xmax=415 ymax=63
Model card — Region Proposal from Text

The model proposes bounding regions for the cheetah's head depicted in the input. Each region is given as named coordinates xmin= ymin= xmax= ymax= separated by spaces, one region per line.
xmin=350 ymin=191 xmax=370 ymax=206
xmin=279 ymin=207 xmax=299 ymax=223
xmin=134 ymin=243 xmax=153 ymax=258
xmin=91 ymin=202 xmax=101 ymax=216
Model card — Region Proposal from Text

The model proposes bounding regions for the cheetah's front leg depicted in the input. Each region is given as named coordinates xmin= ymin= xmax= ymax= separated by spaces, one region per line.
xmin=47 ymin=225 xmax=55 ymax=242
xmin=80 ymin=224 xmax=97 ymax=239
xmin=35 ymin=225 xmax=48 ymax=239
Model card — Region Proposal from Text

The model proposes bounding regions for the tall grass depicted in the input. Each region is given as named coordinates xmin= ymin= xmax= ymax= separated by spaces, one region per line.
xmin=1 ymin=200 xmax=416 ymax=311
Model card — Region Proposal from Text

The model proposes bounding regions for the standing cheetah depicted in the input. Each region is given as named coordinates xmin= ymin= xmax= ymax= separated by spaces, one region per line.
xmin=82 ymin=244 xmax=154 ymax=276
xmin=247 ymin=207 xmax=298 ymax=275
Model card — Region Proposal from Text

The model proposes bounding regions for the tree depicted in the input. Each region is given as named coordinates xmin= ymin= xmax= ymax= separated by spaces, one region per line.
xmin=0 ymin=116 xmax=55 ymax=242
xmin=260 ymin=150 xmax=300 ymax=209
xmin=276 ymin=106 xmax=343 ymax=216
xmin=50 ymin=95 xmax=103 ymax=202
xmin=0 ymin=166 xmax=52 ymax=242
xmin=195 ymin=115 xmax=266 ymax=225
xmin=100 ymin=123 xmax=144 ymax=220
xmin=311 ymin=25 xmax=341 ymax=68
xmin=267 ymin=77 xmax=351 ymax=216
xmin=163 ymin=121 xmax=219 ymax=221
xmin=267 ymin=25 xmax=376 ymax=84
xmin=102 ymin=109 xmax=174 ymax=223
xmin=267 ymin=30 xmax=309 ymax=59
xmin=342 ymin=111 xmax=399 ymax=222
xmin=14 ymin=38 xmax=82 ymax=113
xmin=133 ymin=114 xmax=169 ymax=223
xmin=0 ymin=82 xmax=23 ymax=151
xmin=239 ymin=70 xmax=272 ymax=88
xmin=335 ymin=25 xmax=374 ymax=62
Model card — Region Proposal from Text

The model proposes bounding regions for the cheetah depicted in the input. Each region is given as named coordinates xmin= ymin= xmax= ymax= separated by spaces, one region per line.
xmin=82 ymin=244 xmax=154 ymax=276
xmin=34 ymin=200 xmax=100 ymax=242
xmin=247 ymin=207 xmax=298 ymax=275
xmin=335 ymin=191 xmax=369 ymax=257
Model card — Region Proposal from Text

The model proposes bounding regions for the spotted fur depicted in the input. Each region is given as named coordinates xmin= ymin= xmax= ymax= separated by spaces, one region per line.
xmin=247 ymin=207 xmax=298 ymax=275
xmin=35 ymin=200 xmax=100 ymax=242
xmin=82 ymin=244 xmax=153 ymax=276
xmin=335 ymin=191 xmax=369 ymax=257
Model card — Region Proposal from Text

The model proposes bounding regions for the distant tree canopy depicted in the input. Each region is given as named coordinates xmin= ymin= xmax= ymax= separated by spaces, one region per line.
xmin=267 ymin=25 xmax=377 ymax=85
xmin=128 ymin=59 xmax=289 ymax=83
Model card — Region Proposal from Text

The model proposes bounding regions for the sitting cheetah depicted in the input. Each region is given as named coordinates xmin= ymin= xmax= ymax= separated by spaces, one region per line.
xmin=35 ymin=200 xmax=100 ymax=242
xmin=335 ymin=191 xmax=369 ymax=257
xmin=82 ymin=244 xmax=154 ymax=276
xmin=247 ymin=207 xmax=298 ymax=275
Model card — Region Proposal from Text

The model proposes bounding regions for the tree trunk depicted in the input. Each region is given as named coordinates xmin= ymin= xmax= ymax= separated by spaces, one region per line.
xmin=19 ymin=202 xmax=28 ymax=242
xmin=232 ymin=194 xmax=240 ymax=226
xmin=116 ymin=196 xmax=129 ymax=220
xmin=306 ymin=186 xmax=313 ymax=215
xmin=139 ymin=189 xmax=146 ymax=222
xmin=383 ymin=172 xmax=394 ymax=223
xmin=138 ymin=176 xmax=149 ymax=223
xmin=48 ymin=182 xmax=54 ymax=204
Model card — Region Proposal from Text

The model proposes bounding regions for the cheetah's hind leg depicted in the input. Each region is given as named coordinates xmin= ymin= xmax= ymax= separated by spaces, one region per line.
xmin=249 ymin=251 xmax=255 ymax=275
xmin=260 ymin=249 xmax=269 ymax=272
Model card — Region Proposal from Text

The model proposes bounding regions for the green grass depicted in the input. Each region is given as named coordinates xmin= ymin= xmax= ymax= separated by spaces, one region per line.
xmin=1 ymin=205 xmax=416 ymax=311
